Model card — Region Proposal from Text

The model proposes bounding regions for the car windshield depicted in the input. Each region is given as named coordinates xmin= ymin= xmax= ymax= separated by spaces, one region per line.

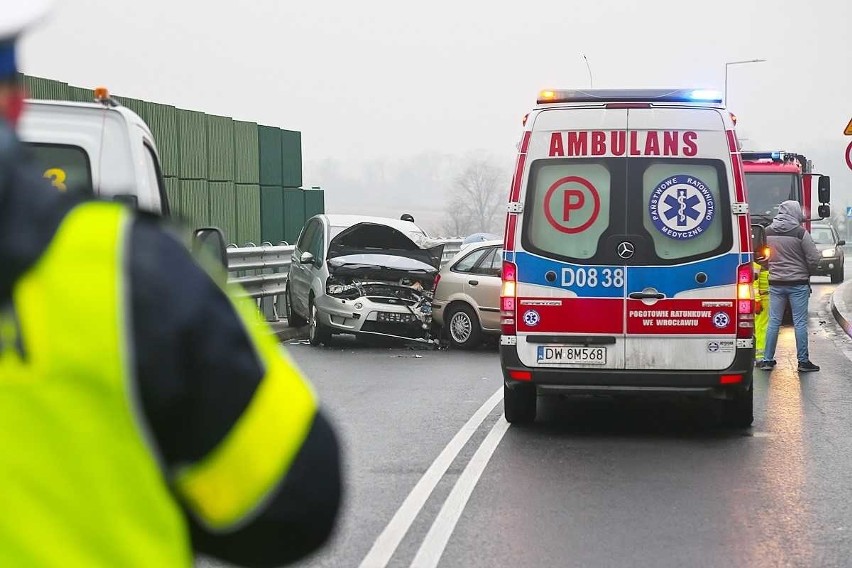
xmin=811 ymin=227 xmax=836 ymax=245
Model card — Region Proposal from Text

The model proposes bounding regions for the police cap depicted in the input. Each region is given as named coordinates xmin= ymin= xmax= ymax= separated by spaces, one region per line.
xmin=0 ymin=0 xmax=52 ymax=79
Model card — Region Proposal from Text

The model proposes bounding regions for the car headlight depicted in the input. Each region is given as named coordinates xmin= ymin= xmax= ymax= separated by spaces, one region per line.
xmin=821 ymin=249 xmax=836 ymax=258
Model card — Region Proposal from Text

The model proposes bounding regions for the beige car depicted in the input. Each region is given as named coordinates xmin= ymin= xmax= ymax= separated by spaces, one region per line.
xmin=432 ymin=240 xmax=503 ymax=348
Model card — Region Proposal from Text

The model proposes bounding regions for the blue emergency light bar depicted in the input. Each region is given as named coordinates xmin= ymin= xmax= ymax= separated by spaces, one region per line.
xmin=741 ymin=151 xmax=787 ymax=161
xmin=537 ymin=88 xmax=724 ymax=105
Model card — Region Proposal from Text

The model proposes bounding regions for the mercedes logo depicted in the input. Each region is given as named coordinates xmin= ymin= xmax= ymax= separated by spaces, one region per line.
xmin=617 ymin=241 xmax=635 ymax=259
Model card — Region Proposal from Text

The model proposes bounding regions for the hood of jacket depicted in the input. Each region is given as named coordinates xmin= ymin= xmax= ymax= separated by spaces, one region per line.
xmin=768 ymin=200 xmax=804 ymax=234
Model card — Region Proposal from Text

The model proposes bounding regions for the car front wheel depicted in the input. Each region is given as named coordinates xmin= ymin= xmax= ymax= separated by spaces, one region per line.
xmin=308 ymin=300 xmax=331 ymax=346
xmin=445 ymin=304 xmax=482 ymax=349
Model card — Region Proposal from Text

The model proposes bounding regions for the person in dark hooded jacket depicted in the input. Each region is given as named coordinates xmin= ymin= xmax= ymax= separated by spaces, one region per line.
xmin=758 ymin=200 xmax=821 ymax=372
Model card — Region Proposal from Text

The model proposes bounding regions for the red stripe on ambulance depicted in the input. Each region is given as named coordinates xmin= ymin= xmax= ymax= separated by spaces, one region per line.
xmin=627 ymin=299 xmax=736 ymax=335
xmin=505 ymin=131 xmax=531 ymax=251
xmin=516 ymin=298 xmax=623 ymax=334
xmin=726 ymin=129 xmax=751 ymax=253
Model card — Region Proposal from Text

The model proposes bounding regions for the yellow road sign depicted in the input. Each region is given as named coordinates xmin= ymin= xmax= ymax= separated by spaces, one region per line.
xmin=846 ymin=117 xmax=852 ymax=136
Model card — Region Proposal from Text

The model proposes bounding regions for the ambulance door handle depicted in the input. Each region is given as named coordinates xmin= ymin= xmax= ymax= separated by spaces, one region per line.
xmin=468 ymin=280 xmax=479 ymax=286
xmin=628 ymin=291 xmax=665 ymax=300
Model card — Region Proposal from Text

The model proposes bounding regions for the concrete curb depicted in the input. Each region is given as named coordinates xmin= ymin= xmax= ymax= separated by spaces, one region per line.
xmin=830 ymin=280 xmax=852 ymax=339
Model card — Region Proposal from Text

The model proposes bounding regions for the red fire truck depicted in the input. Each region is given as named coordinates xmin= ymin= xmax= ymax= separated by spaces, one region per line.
xmin=742 ymin=151 xmax=831 ymax=229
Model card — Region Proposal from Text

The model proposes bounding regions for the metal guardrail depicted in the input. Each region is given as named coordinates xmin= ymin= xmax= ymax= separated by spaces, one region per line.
xmin=227 ymin=239 xmax=464 ymax=321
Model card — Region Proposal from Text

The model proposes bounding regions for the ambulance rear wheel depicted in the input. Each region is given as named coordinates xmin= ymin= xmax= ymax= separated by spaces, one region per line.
xmin=504 ymin=383 xmax=536 ymax=424
xmin=721 ymin=385 xmax=753 ymax=429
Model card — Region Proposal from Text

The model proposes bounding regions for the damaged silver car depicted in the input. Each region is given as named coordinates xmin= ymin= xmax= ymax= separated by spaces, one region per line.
xmin=286 ymin=214 xmax=444 ymax=346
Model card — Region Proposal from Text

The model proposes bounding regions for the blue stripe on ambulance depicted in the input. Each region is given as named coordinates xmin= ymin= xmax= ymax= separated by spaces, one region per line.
xmin=513 ymin=251 xmax=624 ymax=298
xmin=513 ymin=251 xmax=740 ymax=298
xmin=627 ymin=253 xmax=740 ymax=297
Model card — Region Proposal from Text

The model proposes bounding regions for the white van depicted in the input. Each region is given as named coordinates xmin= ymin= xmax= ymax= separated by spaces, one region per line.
xmin=18 ymin=91 xmax=168 ymax=215
xmin=499 ymin=88 xmax=757 ymax=427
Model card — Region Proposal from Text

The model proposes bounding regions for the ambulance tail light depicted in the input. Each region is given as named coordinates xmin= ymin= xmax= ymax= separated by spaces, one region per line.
xmin=501 ymin=261 xmax=517 ymax=335
xmin=736 ymin=263 xmax=754 ymax=338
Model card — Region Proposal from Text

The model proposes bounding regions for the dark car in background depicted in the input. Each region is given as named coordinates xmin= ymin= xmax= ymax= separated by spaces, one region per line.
xmin=811 ymin=223 xmax=845 ymax=283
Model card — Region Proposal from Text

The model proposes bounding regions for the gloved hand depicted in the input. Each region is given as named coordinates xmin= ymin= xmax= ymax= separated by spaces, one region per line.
xmin=755 ymin=299 xmax=763 ymax=314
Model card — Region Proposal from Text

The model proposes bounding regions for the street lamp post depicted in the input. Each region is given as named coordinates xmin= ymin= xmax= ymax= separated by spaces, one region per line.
xmin=724 ymin=59 xmax=767 ymax=105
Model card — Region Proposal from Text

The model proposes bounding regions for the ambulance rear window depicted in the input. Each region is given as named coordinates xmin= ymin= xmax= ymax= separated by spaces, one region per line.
xmin=523 ymin=159 xmax=614 ymax=260
xmin=640 ymin=161 xmax=727 ymax=261
xmin=26 ymin=143 xmax=94 ymax=196
xmin=521 ymin=156 xmax=732 ymax=265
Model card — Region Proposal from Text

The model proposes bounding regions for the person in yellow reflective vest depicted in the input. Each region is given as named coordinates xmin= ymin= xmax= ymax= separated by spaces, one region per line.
xmin=753 ymin=254 xmax=770 ymax=362
xmin=0 ymin=4 xmax=341 ymax=567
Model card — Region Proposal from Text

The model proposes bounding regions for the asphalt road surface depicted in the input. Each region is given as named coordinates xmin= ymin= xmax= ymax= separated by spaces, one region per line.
xmin=201 ymin=268 xmax=852 ymax=568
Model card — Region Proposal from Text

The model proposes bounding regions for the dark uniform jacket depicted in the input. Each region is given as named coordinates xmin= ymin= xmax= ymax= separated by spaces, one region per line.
xmin=0 ymin=125 xmax=341 ymax=567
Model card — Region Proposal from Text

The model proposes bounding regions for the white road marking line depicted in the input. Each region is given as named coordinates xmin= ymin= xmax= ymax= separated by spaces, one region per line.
xmin=410 ymin=417 xmax=511 ymax=568
xmin=358 ymin=387 xmax=504 ymax=568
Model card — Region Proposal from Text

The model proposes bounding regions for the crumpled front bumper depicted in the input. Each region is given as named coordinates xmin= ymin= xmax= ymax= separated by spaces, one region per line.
xmin=314 ymin=293 xmax=435 ymax=342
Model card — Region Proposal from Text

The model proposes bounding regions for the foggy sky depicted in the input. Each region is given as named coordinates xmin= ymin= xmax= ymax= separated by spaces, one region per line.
xmin=19 ymin=0 xmax=852 ymax=234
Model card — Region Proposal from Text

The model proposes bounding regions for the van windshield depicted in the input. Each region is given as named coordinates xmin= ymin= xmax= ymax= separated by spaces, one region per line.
xmin=25 ymin=143 xmax=94 ymax=195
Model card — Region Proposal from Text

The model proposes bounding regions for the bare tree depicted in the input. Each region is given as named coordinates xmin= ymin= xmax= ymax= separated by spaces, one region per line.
xmin=442 ymin=155 xmax=508 ymax=237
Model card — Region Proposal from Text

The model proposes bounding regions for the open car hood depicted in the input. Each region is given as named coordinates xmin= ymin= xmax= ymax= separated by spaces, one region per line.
xmin=327 ymin=222 xmax=444 ymax=270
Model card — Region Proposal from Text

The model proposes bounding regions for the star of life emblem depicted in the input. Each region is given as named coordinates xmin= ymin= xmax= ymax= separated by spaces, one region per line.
xmin=649 ymin=175 xmax=716 ymax=240
xmin=523 ymin=310 xmax=540 ymax=327
xmin=712 ymin=312 xmax=730 ymax=329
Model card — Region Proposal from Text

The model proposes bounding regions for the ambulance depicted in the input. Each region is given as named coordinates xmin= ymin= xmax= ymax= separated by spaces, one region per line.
xmin=499 ymin=88 xmax=760 ymax=428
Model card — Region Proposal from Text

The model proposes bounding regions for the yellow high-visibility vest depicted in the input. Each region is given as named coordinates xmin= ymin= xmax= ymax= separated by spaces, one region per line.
xmin=0 ymin=202 xmax=318 ymax=566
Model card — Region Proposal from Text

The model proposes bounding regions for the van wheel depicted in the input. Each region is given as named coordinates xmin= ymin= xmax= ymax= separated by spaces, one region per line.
xmin=308 ymin=300 xmax=331 ymax=346
xmin=721 ymin=385 xmax=753 ymax=428
xmin=286 ymin=285 xmax=307 ymax=327
xmin=504 ymin=383 xmax=536 ymax=424
xmin=831 ymin=265 xmax=844 ymax=284
xmin=446 ymin=304 xmax=482 ymax=349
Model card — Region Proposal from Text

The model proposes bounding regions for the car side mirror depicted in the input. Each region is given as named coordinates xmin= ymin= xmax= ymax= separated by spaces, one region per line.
xmin=751 ymin=224 xmax=767 ymax=259
xmin=192 ymin=227 xmax=228 ymax=270
xmin=839 ymin=240 xmax=846 ymax=247
xmin=818 ymin=176 xmax=830 ymax=204
xmin=299 ymin=251 xmax=316 ymax=265
xmin=818 ymin=204 xmax=831 ymax=219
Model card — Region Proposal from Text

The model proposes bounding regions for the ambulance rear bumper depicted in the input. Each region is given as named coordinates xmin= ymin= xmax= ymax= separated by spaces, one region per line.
xmin=500 ymin=345 xmax=754 ymax=399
